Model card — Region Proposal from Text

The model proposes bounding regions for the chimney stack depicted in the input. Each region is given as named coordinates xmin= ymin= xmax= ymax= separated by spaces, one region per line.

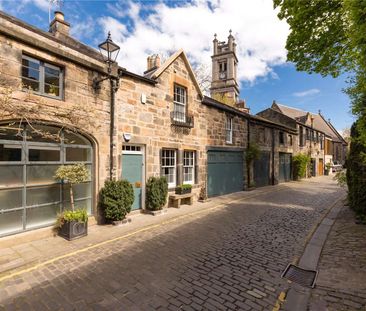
xmin=49 ymin=11 xmax=70 ymax=37
xmin=146 ymin=54 xmax=160 ymax=71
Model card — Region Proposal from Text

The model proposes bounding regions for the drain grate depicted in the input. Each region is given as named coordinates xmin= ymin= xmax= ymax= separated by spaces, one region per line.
xmin=281 ymin=264 xmax=318 ymax=288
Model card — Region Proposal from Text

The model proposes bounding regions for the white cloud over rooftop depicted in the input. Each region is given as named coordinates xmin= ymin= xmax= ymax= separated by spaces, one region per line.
xmin=98 ymin=0 xmax=289 ymax=84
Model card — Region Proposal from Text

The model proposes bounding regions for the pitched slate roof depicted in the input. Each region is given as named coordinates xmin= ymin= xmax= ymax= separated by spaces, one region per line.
xmin=273 ymin=103 xmax=344 ymax=142
xmin=150 ymin=49 xmax=203 ymax=98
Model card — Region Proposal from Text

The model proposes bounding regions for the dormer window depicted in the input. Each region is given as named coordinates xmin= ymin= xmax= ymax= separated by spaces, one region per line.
xmin=173 ymin=84 xmax=186 ymax=122
xmin=171 ymin=85 xmax=194 ymax=128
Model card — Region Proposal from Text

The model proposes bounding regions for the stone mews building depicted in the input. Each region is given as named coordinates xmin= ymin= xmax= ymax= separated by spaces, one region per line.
xmin=116 ymin=46 xmax=249 ymax=207
xmin=0 ymin=11 xmax=117 ymax=237
xmin=0 ymin=9 xmax=300 ymax=238
xmin=258 ymin=102 xmax=346 ymax=176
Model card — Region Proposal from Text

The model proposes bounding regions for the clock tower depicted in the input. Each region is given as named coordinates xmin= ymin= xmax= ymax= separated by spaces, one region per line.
xmin=210 ymin=31 xmax=239 ymax=106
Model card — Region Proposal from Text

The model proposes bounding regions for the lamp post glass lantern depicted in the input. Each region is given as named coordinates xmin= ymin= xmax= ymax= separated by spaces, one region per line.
xmin=98 ymin=31 xmax=120 ymax=72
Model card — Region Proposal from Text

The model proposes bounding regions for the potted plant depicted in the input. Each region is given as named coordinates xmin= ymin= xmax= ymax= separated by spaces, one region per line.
xmin=100 ymin=180 xmax=134 ymax=225
xmin=145 ymin=177 xmax=168 ymax=215
xmin=175 ymin=184 xmax=192 ymax=194
xmin=325 ymin=162 xmax=331 ymax=175
xmin=55 ymin=163 xmax=90 ymax=241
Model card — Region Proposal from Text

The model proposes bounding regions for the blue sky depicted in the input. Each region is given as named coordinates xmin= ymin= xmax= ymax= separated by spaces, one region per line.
xmin=0 ymin=0 xmax=355 ymax=131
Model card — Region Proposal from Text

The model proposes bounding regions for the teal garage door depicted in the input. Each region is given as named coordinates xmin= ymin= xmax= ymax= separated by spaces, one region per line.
xmin=279 ymin=153 xmax=292 ymax=182
xmin=253 ymin=151 xmax=271 ymax=187
xmin=207 ymin=150 xmax=244 ymax=197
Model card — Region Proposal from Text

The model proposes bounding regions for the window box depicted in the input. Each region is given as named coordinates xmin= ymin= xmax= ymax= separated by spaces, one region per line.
xmin=175 ymin=184 xmax=192 ymax=195
xmin=170 ymin=111 xmax=194 ymax=128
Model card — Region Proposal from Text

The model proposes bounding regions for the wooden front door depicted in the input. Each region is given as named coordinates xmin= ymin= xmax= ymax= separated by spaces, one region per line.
xmin=318 ymin=159 xmax=324 ymax=176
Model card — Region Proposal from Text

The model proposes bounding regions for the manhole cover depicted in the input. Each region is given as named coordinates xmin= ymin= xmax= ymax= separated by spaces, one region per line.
xmin=281 ymin=264 xmax=318 ymax=288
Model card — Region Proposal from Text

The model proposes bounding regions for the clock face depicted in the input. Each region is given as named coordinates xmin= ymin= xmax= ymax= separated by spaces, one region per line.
xmin=219 ymin=72 xmax=226 ymax=80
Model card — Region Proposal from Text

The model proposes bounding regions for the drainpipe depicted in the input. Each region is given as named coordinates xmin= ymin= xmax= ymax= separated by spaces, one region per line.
xmin=247 ymin=119 xmax=251 ymax=189
xmin=271 ymin=128 xmax=275 ymax=185
xmin=109 ymin=77 xmax=119 ymax=180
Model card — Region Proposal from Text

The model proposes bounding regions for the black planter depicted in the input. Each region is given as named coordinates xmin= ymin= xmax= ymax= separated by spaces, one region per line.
xmin=58 ymin=220 xmax=88 ymax=241
xmin=175 ymin=187 xmax=192 ymax=195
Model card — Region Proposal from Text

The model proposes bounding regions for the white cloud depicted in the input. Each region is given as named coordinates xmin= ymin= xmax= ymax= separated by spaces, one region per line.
xmin=99 ymin=0 xmax=289 ymax=83
xmin=293 ymin=89 xmax=321 ymax=97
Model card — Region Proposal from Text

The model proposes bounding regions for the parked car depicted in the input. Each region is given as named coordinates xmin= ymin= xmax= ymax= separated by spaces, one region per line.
xmin=331 ymin=161 xmax=343 ymax=172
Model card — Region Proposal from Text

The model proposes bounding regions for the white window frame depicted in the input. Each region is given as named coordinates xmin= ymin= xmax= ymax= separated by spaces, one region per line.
xmin=226 ymin=116 xmax=233 ymax=144
xmin=161 ymin=149 xmax=176 ymax=188
xmin=173 ymin=85 xmax=186 ymax=122
xmin=21 ymin=55 xmax=63 ymax=99
xmin=183 ymin=151 xmax=195 ymax=185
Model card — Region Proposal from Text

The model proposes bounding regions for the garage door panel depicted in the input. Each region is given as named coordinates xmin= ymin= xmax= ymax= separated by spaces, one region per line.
xmin=253 ymin=151 xmax=270 ymax=187
xmin=279 ymin=153 xmax=292 ymax=182
xmin=207 ymin=151 xmax=244 ymax=197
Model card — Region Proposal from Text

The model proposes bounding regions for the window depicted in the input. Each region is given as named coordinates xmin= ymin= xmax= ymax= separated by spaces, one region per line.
xmin=22 ymin=55 xmax=63 ymax=99
xmin=173 ymin=85 xmax=186 ymax=122
xmin=320 ymin=135 xmax=324 ymax=150
xmin=226 ymin=116 xmax=233 ymax=143
xmin=183 ymin=151 xmax=195 ymax=184
xmin=316 ymin=132 xmax=319 ymax=143
xmin=161 ymin=149 xmax=176 ymax=187
xmin=0 ymin=125 xmax=92 ymax=237
xmin=258 ymin=128 xmax=265 ymax=144
xmin=219 ymin=62 xmax=227 ymax=72
xmin=279 ymin=131 xmax=285 ymax=145
xmin=306 ymin=129 xmax=310 ymax=140
xmin=288 ymin=135 xmax=293 ymax=146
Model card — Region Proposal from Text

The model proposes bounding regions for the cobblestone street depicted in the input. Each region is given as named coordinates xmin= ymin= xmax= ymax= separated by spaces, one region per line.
xmin=0 ymin=177 xmax=345 ymax=311
xmin=309 ymin=204 xmax=366 ymax=310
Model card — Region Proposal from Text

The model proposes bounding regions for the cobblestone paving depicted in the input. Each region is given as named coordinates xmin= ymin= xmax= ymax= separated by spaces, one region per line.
xmin=0 ymin=178 xmax=344 ymax=311
xmin=309 ymin=204 xmax=366 ymax=311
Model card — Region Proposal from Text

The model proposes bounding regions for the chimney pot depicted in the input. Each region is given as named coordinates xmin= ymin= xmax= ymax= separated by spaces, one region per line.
xmin=54 ymin=11 xmax=64 ymax=21
xmin=49 ymin=11 xmax=70 ymax=37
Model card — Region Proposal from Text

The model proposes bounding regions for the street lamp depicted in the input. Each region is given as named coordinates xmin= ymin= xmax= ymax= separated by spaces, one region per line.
xmin=94 ymin=32 xmax=121 ymax=180
xmin=93 ymin=32 xmax=120 ymax=90
xmin=98 ymin=31 xmax=120 ymax=73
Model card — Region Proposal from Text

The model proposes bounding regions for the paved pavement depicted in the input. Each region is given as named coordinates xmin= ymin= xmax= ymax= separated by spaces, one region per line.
xmin=0 ymin=177 xmax=345 ymax=310
xmin=309 ymin=203 xmax=366 ymax=310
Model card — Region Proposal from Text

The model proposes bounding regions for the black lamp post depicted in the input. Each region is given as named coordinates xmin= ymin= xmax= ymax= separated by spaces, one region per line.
xmin=98 ymin=31 xmax=120 ymax=73
xmin=94 ymin=32 xmax=121 ymax=180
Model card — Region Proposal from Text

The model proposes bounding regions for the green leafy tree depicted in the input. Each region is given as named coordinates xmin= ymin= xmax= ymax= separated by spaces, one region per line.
xmin=55 ymin=164 xmax=90 ymax=211
xmin=292 ymin=154 xmax=310 ymax=180
xmin=274 ymin=0 xmax=366 ymax=212
xmin=274 ymin=0 xmax=366 ymax=143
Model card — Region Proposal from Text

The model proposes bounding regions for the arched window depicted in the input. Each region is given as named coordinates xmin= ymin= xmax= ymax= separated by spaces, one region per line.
xmin=0 ymin=124 xmax=93 ymax=236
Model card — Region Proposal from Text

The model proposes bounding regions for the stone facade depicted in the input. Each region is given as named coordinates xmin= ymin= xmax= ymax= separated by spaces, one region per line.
xmin=116 ymin=52 xmax=248 ymax=206
xmin=0 ymin=11 xmax=113 ymax=224
xmin=0 ymin=10 xmax=344 ymax=237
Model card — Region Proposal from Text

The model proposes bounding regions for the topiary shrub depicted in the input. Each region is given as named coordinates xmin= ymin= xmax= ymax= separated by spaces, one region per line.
xmin=146 ymin=177 xmax=168 ymax=211
xmin=100 ymin=180 xmax=134 ymax=221
xmin=292 ymin=153 xmax=310 ymax=180
xmin=346 ymin=121 xmax=366 ymax=216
